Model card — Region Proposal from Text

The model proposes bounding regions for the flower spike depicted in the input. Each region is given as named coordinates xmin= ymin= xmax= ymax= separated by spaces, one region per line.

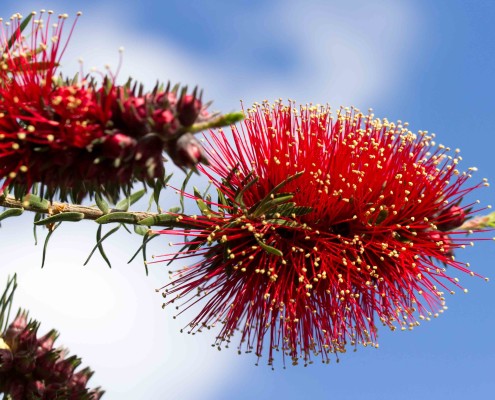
xmin=0 ymin=11 xmax=238 ymax=202
xmin=157 ymin=101 xmax=489 ymax=367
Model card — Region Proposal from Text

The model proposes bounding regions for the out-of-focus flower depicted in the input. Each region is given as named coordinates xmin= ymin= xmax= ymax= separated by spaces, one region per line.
xmin=157 ymin=101 xmax=489 ymax=366
xmin=0 ymin=308 xmax=104 ymax=399
xmin=0 ymin=11 xmax=209 ymax=202
xmin=167 ymin=132 xmax=209 ymax=171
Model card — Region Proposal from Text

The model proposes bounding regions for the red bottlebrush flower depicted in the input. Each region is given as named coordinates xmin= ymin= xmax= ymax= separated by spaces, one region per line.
xmin=0 ymin=11 xmax=209 ymax=201
xmin=157 ymin=101 xmax=489 ymax=366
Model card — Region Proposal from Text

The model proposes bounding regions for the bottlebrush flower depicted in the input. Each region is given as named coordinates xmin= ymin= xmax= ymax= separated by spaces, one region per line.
xmin=0 ymin=11 xmax=209 ymax=202
xmin=156 ymin=101 xmax=489 ymax=367
xmin=0 ymin=310 xmax=104 ymax=399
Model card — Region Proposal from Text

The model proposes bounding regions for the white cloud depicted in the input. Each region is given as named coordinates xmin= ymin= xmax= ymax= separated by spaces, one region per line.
xmin=236 ymin=0 xmax=420 ymax=109
xmin=1 ymin=215 xmax=239 ymax=399
xmin=59 ymin=0 xmax=419 ymax=112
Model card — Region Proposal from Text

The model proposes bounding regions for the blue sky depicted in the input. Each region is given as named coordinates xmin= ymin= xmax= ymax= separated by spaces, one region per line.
xmin=1 ymin=1 xmax=495 ymax=399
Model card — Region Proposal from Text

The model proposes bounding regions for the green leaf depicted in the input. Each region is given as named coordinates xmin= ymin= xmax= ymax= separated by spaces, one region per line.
xmin=34 ymin=212 xmax=85 ymax=225
xmin=375 ymin=209 xmax=388 ymax=225
xmin=95 ymin=212 xmax=139 ymax=224
xmin=234 ymin=174 xmax=259 ymax=210
xmin=23 ymin=194 xmax=50 ymax=211
xmin=138 ymin=213 xmax=179 ymax=226
xmin=255 ymin=237 xmax=283 ymax=257
xmin=0 ymin=274 xmax=17 ymax=333
xmin=0 ymin=208 xmax=24 ymax=221
xmin=95 ymin=193 xmax=110 ymax=214
xmin=273 ymin=202 xmax=313 ymax=218
xmin=84 ymin=225 xmax=121 ymax=266
xmin=6 ymin=12 xmax=34 ymax=50
xmin=179 ymin=170 xmax=194 ymax=213
xmin=41 ymin=224 xmax=60 ymax=268
xmin=115 ymin=189 xmax=146 ymax=211
xmin=264 ymin=218 xmax=301 ymax=228
xmin=33 ymin=213 xmax=42 ymax=245
xmin=96 ymin=225 xmax=113 ymax=268
xmin=248 ymin=171 xmax=305 ymax=217
xmin=127 ymin=232 xmax=159 ymax=275
xmin=216 ymin=188 xmax=231 ymax=216
xmin=266 ymin=171 xmax=304 ymax=198
xmin=134 ymin=225 xmax=149 ymax=236
xmin=194 ymin=186 xmax=218 ymax=216
xmin=250 ymin=194 xmax=294 ymax=218
xmin=151 ymin=179 xmax=164 ymax=212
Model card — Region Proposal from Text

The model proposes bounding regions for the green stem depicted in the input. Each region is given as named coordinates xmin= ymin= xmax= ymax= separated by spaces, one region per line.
xmin=183 ymin=111 xmax=244 ymax=135
xmin=0 ymin=194 xmax=162 ymax=225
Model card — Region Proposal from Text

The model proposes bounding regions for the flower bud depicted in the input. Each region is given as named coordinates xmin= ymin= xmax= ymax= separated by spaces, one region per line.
xmin=0 ymin=347 xmax=13 ymax=372
xmin=36 ymin=328 xmax=59 ymax=355
xmin=13 ymin=349 xmax=36 ymax=374
xmin=34 ymin=349 xmax=60 ymax=380
xmin=100 ymin=133 xmax=137 ymax=160
xmin=437 ymin=205 xmax=466 ymax=231
xmin=88 ymin=388 xmax=105 ymax=400
xmin=4 ymin=310 xmax=28 ymax=345
xmin=43 ymin=383 xmax=67 ymax=398
xmin=25 ymin=380 xmax=45 ymax=398
xmin=152 ymin=109 xmax=178 ymax=136
xmin=154 ymin=91 xmax=177 ymax=108
xmin=124 ymin=96 xmax=147 ymax=119
xmin=16 ymin=323 xmax=39 ymax=353
xmin=177 ymin=94 xmax=202 ymax=126
xmin=168 ymin=133 xmax=208 ymax=169
xmin=69 ymin=366 xmax=94 ymax=390
xmin=8 ymin=379 xmax=25 ymax=400
xmin=52 ymin=354 xmax=82 ymax=383
xmin=119 ymin=96 xmax=151 ymax=136
xmin=135 ymin=133 xmax=165 ymax=179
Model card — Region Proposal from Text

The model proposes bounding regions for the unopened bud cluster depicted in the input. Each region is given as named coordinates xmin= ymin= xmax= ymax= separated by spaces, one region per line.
xmin=0 ymin=310 xmax=103 ymax=399
xmin=0 ymin=12 xmax=209 ymax=202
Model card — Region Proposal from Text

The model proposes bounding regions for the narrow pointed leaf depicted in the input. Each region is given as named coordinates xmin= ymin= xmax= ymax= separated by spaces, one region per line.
xmin=179 ymin=170 xmax=194 ymax=213
xmin=138 ymin=213 xmax=178 ymax=226
xmin=250 ymin=194 xmax=294 ymax=218
xmin=95 ymin=212 xmax=139 ymax=224
xmin=273 ymin=202 xmax=313 ymax=218
xmin=115 ymin=189 xmax=146 ymax=211
xmin=95 ymin=193 xmax=110 ymax=214
xmin=234 ymin=175 xmax=259 ymax=209
xmin=33 ymin=213 xmax=42 ymax=245
xmin=127 ymin=232 xmax=159 ymax=267
xmin=255 ymin=237 xmax=283 ymax=257
xmin=6 ymin=12 xmax=34 ymax=49
xmin=153 ymin=179 xmax=164 ymax=211
xmin=0 ymin=208 xmax=24 ymax=221
xmin=134 ymin=225 xmax=149 ymax=236
xmin=34 ymin=212 xmax=85 ymax=225
xmin=41 ymin=224 xmax=60 ymax=268
xmin=0 ymin=275 xmax=17 ymax=333
xmin=84 ymin=225 xmax=121 ymax=266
